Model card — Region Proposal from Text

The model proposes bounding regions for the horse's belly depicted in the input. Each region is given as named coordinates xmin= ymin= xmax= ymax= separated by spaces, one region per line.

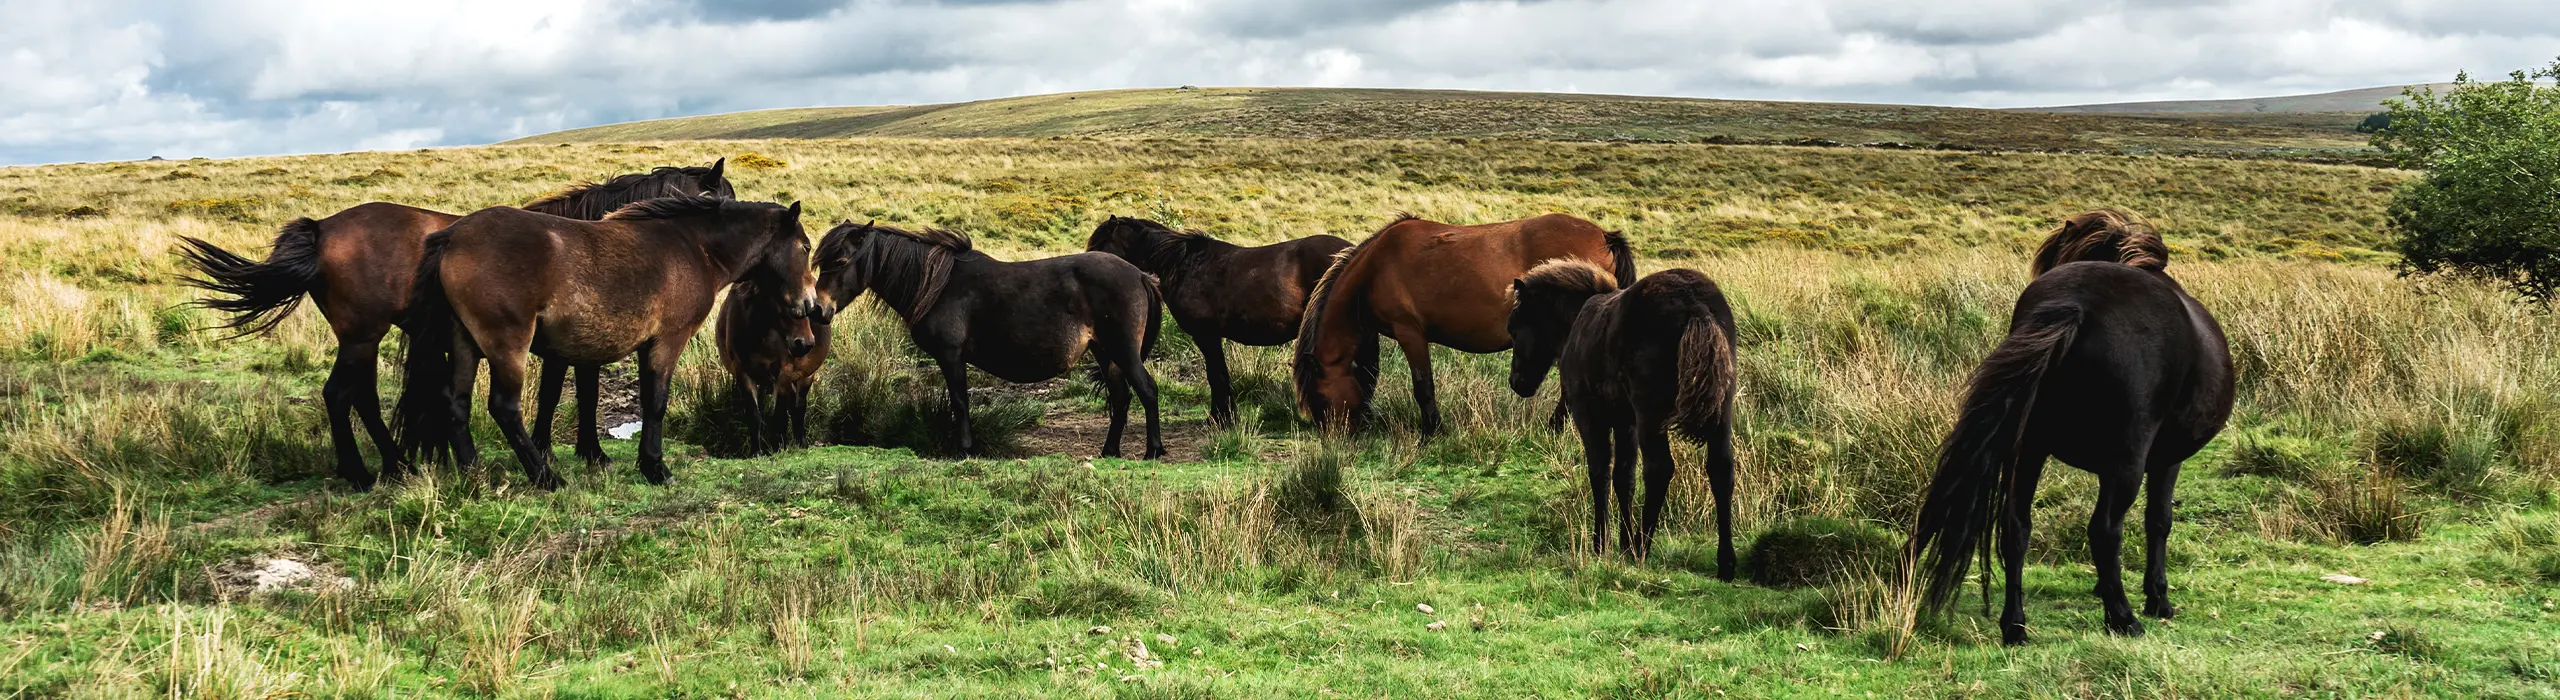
xmin=534 ymin=311 xmax=655 ymax=364
xmin=967 ymin=334 xmax=1085 ymax=384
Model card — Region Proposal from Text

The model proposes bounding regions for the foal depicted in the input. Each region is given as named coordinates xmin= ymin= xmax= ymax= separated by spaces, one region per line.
xmin=1086 ymin=216 xmax=1351 ymax=426
xmin=1507 ymin=261 xmax=1740 ymax=575
xmin=716 ymin=277 xmax=829 ymax=453
xmin=815 ymin=222 xmax=1164 ymax=459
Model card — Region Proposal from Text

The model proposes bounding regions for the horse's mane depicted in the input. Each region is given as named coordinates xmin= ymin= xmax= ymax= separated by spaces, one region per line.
xmin=1292 ymin=213 xmax=1420 ymax=418
xmin=1513 ymin=259 xmax=1619 ymax=304
xmin=832 ymin=222 xmax=971 ymax=320
xmin=2033 ymin=208 xmax=2168 ymax=275
xmin=525 ymin=166 xmax=718 ymax=220
xmin=602 ymin=195 xmax=733 ymax=221
xmin=1093 ymin=216 xmax=1223 ymax=276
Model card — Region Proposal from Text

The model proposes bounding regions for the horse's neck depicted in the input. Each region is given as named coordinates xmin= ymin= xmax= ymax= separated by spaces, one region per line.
xmin=687 ymin=222 xmax=772 ymax=285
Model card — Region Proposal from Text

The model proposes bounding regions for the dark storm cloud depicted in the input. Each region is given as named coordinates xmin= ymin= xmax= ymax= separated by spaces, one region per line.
xmin=2 ymin=0 xmax=2554 ymax=165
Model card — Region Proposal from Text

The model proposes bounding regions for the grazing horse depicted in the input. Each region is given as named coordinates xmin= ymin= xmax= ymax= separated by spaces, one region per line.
xmin=716 ymin=277 xmax=829 ymax=454
xmin=1507 ymin=262 xmax=1740 ymax=575
xmin=1908 ymin=209 xmax=2230 ymax=645
xmin=1294 ymin=213 xmax=1635 ymax=433
xmin=1085 ymin=216 xmax=1351 ymax=426
xmin=814 ymin=222 xmax=1164 ymax=459
xmin=176 ymin=160 xmax=734 ymax=489
xmin=395 ymin=197 xmax=818 ymax=489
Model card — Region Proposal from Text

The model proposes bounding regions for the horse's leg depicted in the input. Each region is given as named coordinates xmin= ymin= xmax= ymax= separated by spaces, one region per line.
xmin=1700 ymin=417 xmax=1738 ymax=580
xmin=2143 ymin=455 xmax=2185 ymax=621
xmin=935 ymin=352 xmax=975 ymax=457
xmin=533 ymin=358 xmax=566 ymax=459
xmin=1999 ymin=451 xmax=2049 ymax=646
xmin=1612 ymin=425 xmax=1637 ymax=554
xmin=445 ymin=324 xmax=483 ymax=472
xmin=1198 ymin=334 xmax=1236 ymax=427
xmin=2089 ymin=460 xmax=2147 ymax=637
xmin=344 ymin=338 xmax=404 ymax=483
xmin=574 ymin=364 xmax=609 ymax=470
xmin=635 ymin=342 xmax=676 ymax=484
xmin=1545 ymin=403 xmax=1569 ymax=433
xmin=1100 ymin=358 xmax=1131 ymax=459
xmin=784 ymin=383 xmax=810 ymax=447
xmin=1128 ymin=346 xmax=1165 ymax=460
xmin=1392 ymin=329 xmax=1440 ymax=437
xmin=482 ymin=345 xmax=563 ymax=491
xmin=1578 ymin=420 xmax=1612 ymax=556
xmin=730 ymin=375 xmax=766 ymax=455
xmin=1634 ymin=426 xmax=1681 ymax=561
xmin=759 ymin=382 xmax=786 ymax=453
xmin=322 ymin=340 xmax=378 ymax=490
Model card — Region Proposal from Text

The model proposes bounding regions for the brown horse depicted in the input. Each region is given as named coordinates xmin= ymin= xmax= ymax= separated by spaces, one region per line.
xmin=1293 ymin=213 xmax=1634 ymax=433
xmin=177 ymin=160 xmax=733 ymax=490
xmin=395 ymin=196 xmax=818 ymax=489
xmin=1085 ymin=216 xmax=1351 ymax=426
xmin=716 ymin=277 xmax=829 ymax=454
xmin=1507 ymin=262 xmax=1740 ymax=575
xmin=815 ymin=222 xmax=1164 ymax=458
xmin=1909 ymin=209 xmax=2232 ymax=645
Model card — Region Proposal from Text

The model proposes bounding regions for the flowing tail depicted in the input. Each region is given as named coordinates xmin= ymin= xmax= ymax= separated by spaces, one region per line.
xmin=176 ymin=218 xmax=324 ymax=338
xmin=1139 ymin=273 xmax=1163 ymax=360
xmin=1908 ymin=304 xmax=2082 ymax=614
xmin=392 ymin=233 xmax=461 ymax=465
xmin=1605 ymin=231 xmax=1638 ymax=289
xmin=1667 ymin=316 xmax=1737 ymax=441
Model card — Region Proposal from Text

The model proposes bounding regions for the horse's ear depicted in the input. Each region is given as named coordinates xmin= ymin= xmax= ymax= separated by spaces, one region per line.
xmin=708 ymin=158 xmax=725 ymax=177
xmin=787 ymin=201 xmax=802 ymax=218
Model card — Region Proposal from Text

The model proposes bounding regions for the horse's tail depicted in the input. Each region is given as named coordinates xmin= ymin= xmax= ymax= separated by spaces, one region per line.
xmin=1909 ymin=304 xmax=2081 ymax=615
xmin=392 ymin=232 xmax=461 ymax=464
xmin=1139 ymin=272 xmax=1163 ymax=360
xmin=176 ymin=218 xmax=324 ymax=338
xmin=1293 ymin=240 xmax=1365 ymax=423
xmin=1668 ymin=315 xmax=1737 ymax=442
xmin=1604 ymin=231 xmax=1638 ymax=289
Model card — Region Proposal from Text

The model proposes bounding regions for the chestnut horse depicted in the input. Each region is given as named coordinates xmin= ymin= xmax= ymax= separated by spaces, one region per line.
xmin=395 ymin=197 xmax=818 ymax=489
xmin=1293 ymin=213 xmax=1634 ymax=433
xmin=815 ymin=222 xmax=1163 ymax=458
xmin=177 ymin=160 xmax=733 ymax=490
xmin=716 ymin=276 xmax=829 ymax=454
xmin=1507 ymin=262 xmax=1740 ymax=575
xmin=1085 ymin=216 xmax=1351 ymax=426
xmin=1908 ymin=209 xmax=2230 ymax=644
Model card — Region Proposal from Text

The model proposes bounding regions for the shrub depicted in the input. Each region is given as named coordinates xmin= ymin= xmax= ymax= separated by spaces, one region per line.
xmin=731 ymin=152 xmax=788 ymax=170
xmin=2224 ymin=432 xmax=2343 ymax=481
xmin=2376 ymin=57 xmax=2560 ymax=301
xmin=1016 ymin=573 xmax=1159 ymax=619
xmin=2370 ymin=417 xmax=2498 ymax=495
xmin=1741 ymin=517 xmax=1899 ymax=588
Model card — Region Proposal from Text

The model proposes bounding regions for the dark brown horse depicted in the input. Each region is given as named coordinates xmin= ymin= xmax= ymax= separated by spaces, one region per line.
xmin=1909 ymin=209 xmax=2232 ymax=644
xmin=1085 ymin=216 xmax=1351 ymax=426
xmin=815 ymin=222 xmax=1163 ymax=458
xmin=176 ymin=160 xmax=733 ymax=489
xmin=1294 ymin=213 xmax=1634 ymax=433
xmin=1507 ymin=262 xmax=1739 ymax=575
xmin=395 ymin=196 xmax=818 ymax=489
xmin=716 ymin=277 xmax=829 ymax=454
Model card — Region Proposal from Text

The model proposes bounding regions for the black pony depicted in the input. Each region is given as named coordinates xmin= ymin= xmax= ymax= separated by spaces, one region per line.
xmin=1085 ymin=216 xmax=1351 ymax=426
xmin=816 ymin=222 xmax=1165 ymax=458
xmin=1908 ymin=209 xmax=2232 ymax=644
xmin=1507 ymin=261 xmax=1740 ymax=574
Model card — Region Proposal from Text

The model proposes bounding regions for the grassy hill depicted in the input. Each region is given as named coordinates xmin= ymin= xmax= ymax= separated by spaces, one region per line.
xmin=2025 ymin=84 xmax=2435 ymax=114
xmin=512 ymin=87 xmax=2374 ymax=158
xmin=4 ymin=138 xmax=2557 ymax=695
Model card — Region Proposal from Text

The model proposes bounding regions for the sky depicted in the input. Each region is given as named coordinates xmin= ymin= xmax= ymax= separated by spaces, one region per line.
xmin=3 ymin=0 xmax=2554 ymax=165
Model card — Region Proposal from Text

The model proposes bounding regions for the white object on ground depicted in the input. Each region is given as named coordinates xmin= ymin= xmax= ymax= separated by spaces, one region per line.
xmin=608 ymin=421 xmax=643 ymax=439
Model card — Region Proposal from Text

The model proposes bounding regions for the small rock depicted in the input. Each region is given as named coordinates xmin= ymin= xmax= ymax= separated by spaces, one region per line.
xmin=1425 ymin=620 xmax=1446 ymax=631
xmin=1155 ymin=633 xmax=1177 ymax=646
xmin=1415 ymin=603 xmax=1435 ymax=614
xmin=2322 ymin=573 xmax=2369 ymax=586
xmin=1087 ymin=625 xmax=1113 ymax=635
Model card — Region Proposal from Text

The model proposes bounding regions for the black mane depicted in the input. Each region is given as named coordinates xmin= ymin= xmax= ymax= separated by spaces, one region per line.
xmin=525 ymin=165 xmax=724 ymax=220
xmin=603 ymin=195 xmax=736 ymax=221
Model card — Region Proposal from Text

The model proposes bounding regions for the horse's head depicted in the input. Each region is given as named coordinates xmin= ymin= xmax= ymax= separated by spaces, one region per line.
xmin=697 ymin=158 xmax=736 ymax=200
xmin=1506 ymin=260 xmax=1617 ymax=398
xmin=2033 ymin=209 xmax=2167 ymax=276
xmin=748 ymin=201 xmax=823 ymax=323
xmin=735 ymin=277 xmax=819 ymax=357
xmin=814 ymin=220 xmax=875 ymax=315
xmin=1085 ymin=216 xmax=1162 ymax=261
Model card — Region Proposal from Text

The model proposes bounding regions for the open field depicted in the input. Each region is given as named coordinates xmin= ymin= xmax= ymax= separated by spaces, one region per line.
xmin=511 ymin=88 xmax=2376 ymax=160
xmin=3 ymin=138 xmax=2557 ymax=696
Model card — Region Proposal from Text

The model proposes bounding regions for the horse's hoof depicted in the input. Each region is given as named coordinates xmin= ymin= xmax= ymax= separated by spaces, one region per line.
xmin=1143 ymin=448 xmax=1167 ymax=460
xmin=2144 ymin=601 xmax=2178 ymax=620
xmin=2001 ymin=624 xmax=2030 ymax=646
xmin=2106 ymin=617 xmax=2146 ymax=637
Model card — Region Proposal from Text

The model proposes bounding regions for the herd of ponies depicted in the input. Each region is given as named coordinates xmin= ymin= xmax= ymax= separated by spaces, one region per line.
xmin=178 ymin=158 xmax=2231 ymax=644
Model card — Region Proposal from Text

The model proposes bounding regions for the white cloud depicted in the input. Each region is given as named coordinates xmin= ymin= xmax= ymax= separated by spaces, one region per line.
xmin=0 ymin=0 xmax=2553 ymax=164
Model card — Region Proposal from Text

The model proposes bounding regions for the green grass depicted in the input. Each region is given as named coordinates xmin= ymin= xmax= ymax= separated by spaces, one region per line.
xmin=2 ymin=135 xmax=2557 ymax=696
xmin=511 ymin=87 xmax=2375 ymax=159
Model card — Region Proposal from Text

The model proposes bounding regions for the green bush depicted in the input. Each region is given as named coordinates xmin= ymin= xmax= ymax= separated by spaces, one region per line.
xmin=1741 ymin=517 xmax=1899 ymax=588
xmin=2377 ymin=57 xmax=2560 ymax=301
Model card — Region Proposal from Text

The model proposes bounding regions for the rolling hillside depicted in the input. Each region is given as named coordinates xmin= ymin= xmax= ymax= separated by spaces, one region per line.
xmin=510 ymin=87 xmax=2373 ymax=157
xmin=2023 ymin=83 xmax=2432 ymax=114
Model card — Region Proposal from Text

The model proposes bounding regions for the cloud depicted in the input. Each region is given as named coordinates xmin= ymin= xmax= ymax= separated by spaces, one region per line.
xmin=1 ymin=0 xmax=2553 ymax=164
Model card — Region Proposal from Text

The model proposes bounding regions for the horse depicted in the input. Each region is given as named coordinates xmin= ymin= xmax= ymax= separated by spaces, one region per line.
xmin=394 ymin=196 xmax=818 ymax=490
xmin=175 ymin=160 xmax=734 ymax=490
xmin=1507 ymin=262 xmax=1739 ymax=575
xmin=1085 ymin=216 xmax=1351 ymax=426
xmin=1294 ymin=213 xmax=1635 ymax=434
xmin=814 ymin=222 xmax=1164 ymax=459
xmin=715 ymin=275 xmax=829 ymax=454
xmin=1907 ymin=209 xmax=2230 ymax=645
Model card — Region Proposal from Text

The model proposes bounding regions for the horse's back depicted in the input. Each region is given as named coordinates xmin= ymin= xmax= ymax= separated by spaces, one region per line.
xmin=939 ymin=252 xmax=1152 ymax=383
xmin=1359 ymin=214 xmax=1614 ymax=351
xmin=1562 ymin=269 xmax=1733 ymax=426
xmin=311 ymin=202 xmax=458 ymax=333
xmin=2023 ymin=262 xmax=2231 ymax=460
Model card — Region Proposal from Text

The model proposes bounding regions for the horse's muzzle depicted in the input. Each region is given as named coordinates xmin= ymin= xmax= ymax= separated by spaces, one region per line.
xmin=788 ymin=336 xmax=816 ymax=357
xmin=1508 ymin=374 xmax=1543 ymax=399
